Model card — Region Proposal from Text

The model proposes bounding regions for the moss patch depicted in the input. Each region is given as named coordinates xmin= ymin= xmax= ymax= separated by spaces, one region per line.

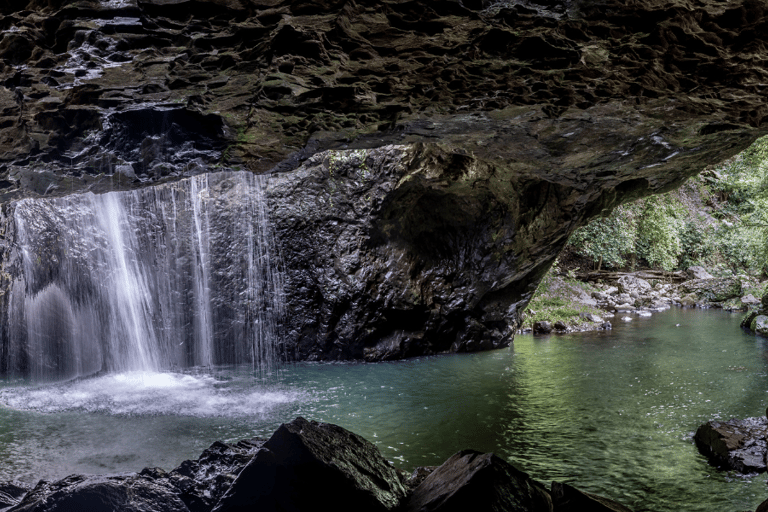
xmin=522 ymin=274 xmax=605 ymax=330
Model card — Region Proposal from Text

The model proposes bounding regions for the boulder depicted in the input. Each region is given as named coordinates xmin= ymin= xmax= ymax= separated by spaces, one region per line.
xmin=680 ymin=277 xmax=742 ymax=303
xmin=405 ymin=450 xmax=552 ymax=512
xmin=617 ymin=276 xmax=652 ymax=295
xmin=212 ymin=417 xmax=407 ymax=512
xmin=751 ymin=316 xmax=768 ymax=336
xmin=687 ymin=266 xmax=714 ymax=280
xmin=679 ymin=294 xmax=697 ymax=307
xmin=0 ymin=482 xmax=30 ymax=510
xmin=553 ymin=321 xmax=568 ymax=331
xmin=551 ymin=482 xmax=633 ymax=512
xmin=694 ymin=417 xmax=768 ymax=473
xmin=741 ymin=294 xmax=761 ymax=306
xmin=7 ymin=474 xmax=190 ymax=512
xmin=579 ymin=313 xmax=603 ymax=323
xmin=742 ymin=311 xmax=759 ymax=330
xmin=534 ymin=321 xmax=553 ymax=335
xmin=404 ymin=467 xmax=438 ymax=492
xmin=165 ymin=438 xmax=266 ymax=512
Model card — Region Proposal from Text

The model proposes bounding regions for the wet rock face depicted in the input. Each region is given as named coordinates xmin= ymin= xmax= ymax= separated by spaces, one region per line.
xmin=2 ymin=0 xmax=768 ymax=360
xmin=267 ymin=145 xmax=549 ymax=360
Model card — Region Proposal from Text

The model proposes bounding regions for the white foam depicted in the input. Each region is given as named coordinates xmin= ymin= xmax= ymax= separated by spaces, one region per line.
xmin=0 ymin=371 xmax=302 ymax=418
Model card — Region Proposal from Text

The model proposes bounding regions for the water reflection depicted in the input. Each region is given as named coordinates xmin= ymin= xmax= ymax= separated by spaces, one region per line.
xmin=0 ymin=308 xmax=767 ymax=511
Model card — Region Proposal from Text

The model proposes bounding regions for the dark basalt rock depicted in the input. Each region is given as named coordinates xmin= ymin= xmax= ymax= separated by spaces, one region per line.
xmin=551 ymin=481 xmax=634 ymax=512
xmin=405 ymin=449 xmax=553 ymax=512
xmin=2 ymin=0 xmax=768 ymax=362
xmin=694 ymin=417 xmax=768 ymax=473
xmin=8 ymin=474 xmax=190 ymax=512
xmin=265 ymin=145 xmax=529 ymax=360
xmin=212 ymin=417 xmax=408 ymax=512
xmin=5 ymin=437 xmax=264 ymax=512
xmin=2 ymin=418 xmax=635 ymax=512
xmin=534 ymin=321 xmax=554 ymax=335
xmin=0 ymin=482 xmax=30 ymax=510
xmin=163 ymin=438 xmax=266 ymax=512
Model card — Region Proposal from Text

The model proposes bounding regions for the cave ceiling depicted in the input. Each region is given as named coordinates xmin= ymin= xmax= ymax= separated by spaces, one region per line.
xmin=0 ymin=0 xmax=765 ymax=212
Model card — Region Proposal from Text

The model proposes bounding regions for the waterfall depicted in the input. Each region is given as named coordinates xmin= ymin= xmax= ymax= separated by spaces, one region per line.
xmin=4 ymin=171 xmax=283 ymax=381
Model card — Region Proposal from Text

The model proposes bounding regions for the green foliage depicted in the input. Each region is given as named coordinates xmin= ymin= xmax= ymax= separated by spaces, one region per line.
xmin=706 ymin=135 xmax=768 ymax=273
xmin=567 ymin=135 xmax=768 ymax=274
xmin=568 ymin=204 xmax=637 ymax=269
xmin=635 ymin=196 xmax=683 ymax=271
xmin=568 ymin=196 xmax=684 ymax=271
xmin=678 ymin=218 xmax=712 ymax=269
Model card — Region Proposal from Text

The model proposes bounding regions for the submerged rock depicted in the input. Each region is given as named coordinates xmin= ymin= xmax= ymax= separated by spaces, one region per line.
xmin=694 ymin=417 xmax=768 ymax=473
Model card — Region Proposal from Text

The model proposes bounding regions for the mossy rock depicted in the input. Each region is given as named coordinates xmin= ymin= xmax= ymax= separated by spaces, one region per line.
xmin=750 ymin=315 xmax=768 ymax=336
xmin=742 ymin=311 xmax=759 ymax=330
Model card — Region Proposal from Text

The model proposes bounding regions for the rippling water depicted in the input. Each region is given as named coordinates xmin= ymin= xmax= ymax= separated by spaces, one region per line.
xmin=1 ymin=307 xmax=767 ymax=511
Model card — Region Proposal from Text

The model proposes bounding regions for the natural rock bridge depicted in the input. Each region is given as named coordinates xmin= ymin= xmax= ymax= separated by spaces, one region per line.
xmin=1 ymin=0 xmax=767 ymax=364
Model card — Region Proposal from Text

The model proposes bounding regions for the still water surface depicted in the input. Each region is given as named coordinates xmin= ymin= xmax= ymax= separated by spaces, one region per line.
xmin=1 ymin=307 xmax=767 ymax=511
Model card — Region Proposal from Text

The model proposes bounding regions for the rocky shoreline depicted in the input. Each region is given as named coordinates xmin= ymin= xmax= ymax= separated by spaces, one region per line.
xmin=0 ymin=417 xmax=638 ymax=512
xmin=524 ymin=266 xmax=763 ymax=336
xmin=6 ymin=415 xmax=768 ymax=511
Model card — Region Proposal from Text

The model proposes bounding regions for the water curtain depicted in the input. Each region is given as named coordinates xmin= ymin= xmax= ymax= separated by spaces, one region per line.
xmin=5 ymin=171 xmax=283 ymax=381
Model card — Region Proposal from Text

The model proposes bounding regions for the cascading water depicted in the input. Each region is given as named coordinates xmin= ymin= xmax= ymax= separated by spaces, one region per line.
xmin=3 ymin=171 xmax=283 ymax=381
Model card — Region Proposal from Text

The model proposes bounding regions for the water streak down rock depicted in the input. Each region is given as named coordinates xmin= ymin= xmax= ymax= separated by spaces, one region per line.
xmin=1 ymin=172 xmax=283 ymax=379
xmin=2 ymin=0 xmax=768 ymax=363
